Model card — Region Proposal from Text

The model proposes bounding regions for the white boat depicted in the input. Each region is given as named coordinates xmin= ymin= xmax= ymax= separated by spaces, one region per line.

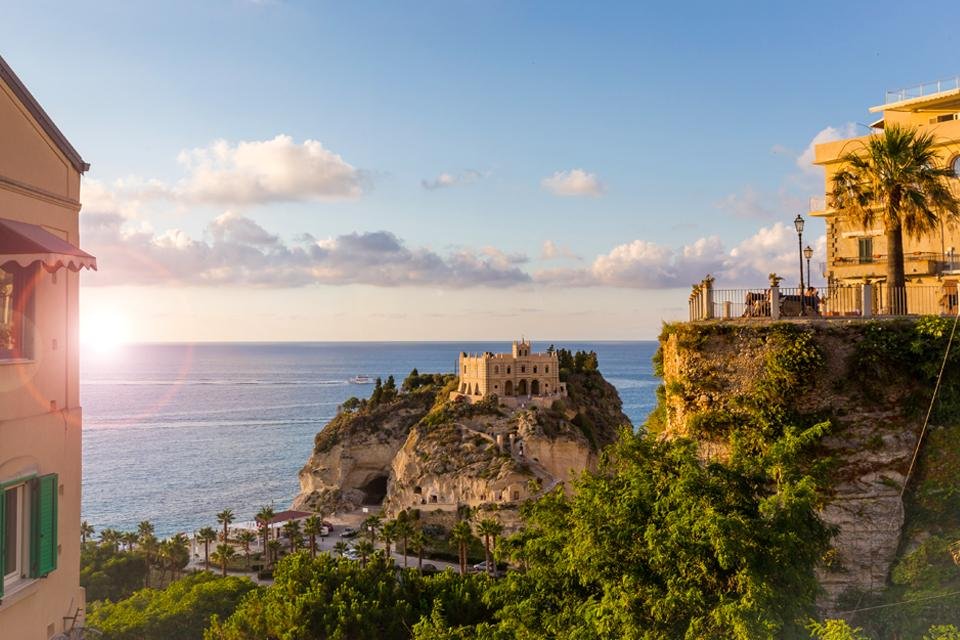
xmin=349 ymin=375 xmax=374 ymax=384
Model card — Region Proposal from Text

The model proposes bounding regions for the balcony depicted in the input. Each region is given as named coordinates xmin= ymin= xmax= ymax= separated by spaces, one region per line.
xmin=831 ymin=252 xmax=957 ymax=279
xmin=883 ymin=76 xmax=960 ymax=106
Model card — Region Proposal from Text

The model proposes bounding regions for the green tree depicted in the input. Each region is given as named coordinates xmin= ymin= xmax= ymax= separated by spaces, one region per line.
xmin=354 ymin=539 xmax=375 ymax=568
xmin=394 ymin=511 xmax=415 ymax=568
xmin=381 ymin=519 xmax=398 ymax=559
xmin=475 ymin=518 xmax=502 ymax=576
xmin=216 ymin=509 xmax=235 ymax=542
xmin=282 ymin=519 xmax=302 ymax=553
xmin=236 ymin=530 xmax=256 ymax=571
xmin=303 ymin=515 xmax=323 ymax=558
xmin=88 ymin=572 xmax=255 ymax=640
xmin=363 ymin=513 xmax=383 ymax=544
xmin=80 ymin=542 xmax=149 ymax=603
xmin=410 ymin=530 xmax=427 ymax=571
xmin=449 ymin=521 xmax=474 ymax=576
xmin=267 ymin=540 xmax=283 ymax=568
xmin=807 ymin=619 xmax=870 ymax=640
xmin=831 ymin=124 xmax=960 ymax=307
xmin=925 ymin=625 xmax=960 ymax=640
xmin=81 ymin=520 xmax=95 ymax=545
xmin=211 ymin=543 xmax=237 ymax=577
xmin=370 ymin=377 xmax=384 ymax=405
xmin=255 ymin=506 xmax=274 ymax=563
xmin=197 ymin=527 xmax=218 ymax=570
xmin=332 ymin=541 xmax=349 ymax=558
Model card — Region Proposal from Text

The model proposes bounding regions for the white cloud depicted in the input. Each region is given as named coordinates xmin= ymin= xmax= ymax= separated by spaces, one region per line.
xmin=534 ymin=223 xmax=826 ymax=289
xmin=421 ymin=169 xmax=485 ymax=190
xmin=715 ymin=186 xmax=775 ymax=219
xmin=796 ymin=123 xmax=858 ymax=174
xmin=541 ymin=169 xmax=604 ymax=197
xmin=80 ymin=212 xmax=530 ymax=288
xmin=540 ymin=240 xmax=581 ymax=261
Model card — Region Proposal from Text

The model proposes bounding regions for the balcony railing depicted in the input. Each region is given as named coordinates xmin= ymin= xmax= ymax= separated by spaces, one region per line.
xmin=832 ymin=251 xmax=960 ymax=274
xmin=885 ymin=76 xmax=960 ymax=104
xmin=689 ymin=278 xmax=959 ymax=321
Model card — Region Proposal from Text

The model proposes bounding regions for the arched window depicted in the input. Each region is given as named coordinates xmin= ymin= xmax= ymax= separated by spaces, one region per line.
xmin=494 ymin=365 xmax=499 ymax=374
xmin=545 ymin=366 xmax=549 ymax=373
xmin=521 ymin=365 xmax=526 ymax=373
xmin=533 ymin=365 xmax=538 ymax=373
xmin=507 ymin=366 xmax=511 ymax=374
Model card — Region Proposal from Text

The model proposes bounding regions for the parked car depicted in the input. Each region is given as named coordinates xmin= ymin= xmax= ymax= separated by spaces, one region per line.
xmin=421 ymin=563 xmax=439 ymax=574
xmin=471 ymin=561 xmax=503 ymax=576
xmin=340 ymin=527 xmax=358 ymax=538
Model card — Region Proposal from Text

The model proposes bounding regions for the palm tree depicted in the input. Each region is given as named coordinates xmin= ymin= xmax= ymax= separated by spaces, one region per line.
xmin=168 ymin=533 xmax=190 ymax=579
xmin=99 ymin=528 xmax=120 ymax=552
xmin=216 ymin=509 xmax=235 ymax=543
xmin=137 ymin=520 xmax=155 ymax=538
xmin=211 ymin=543 xmax=237 ymax=577
xmin=303 ymin=516 xmax=323 ymax=558
xmin=267 ymin=539 xmax=283 ymax=568
xmin=255 ymin=506 xmax=275 ymax=562
xmin=449 ymin=520 xmax=474 ymax=576
xmin=80 ymin=521 xmax=95 ymax=545
xmin=332 ymin=541 xmax=349 ymax=558
xmin=122 ymin=531 xmax=139 ymax=552
xmin=394 ymin=511 xmax=414 ymax=568
xmin=354 ymin=539 xmax=375 ymax=568
xmin=476 ymin=518 xmax=503 ymax=576
xmin=410 ymin=530 xmax=427 ymax=571
xmin=831 ymin=124 xmax=960 ymax=312
xmin=380 ymin=519 xmax=397 ymax=560
xmin=282 ymin=520 xmax=302 ymax=553
xmin=363 ymin=514 xmax=383 ymax=544
xmin=237 ymin=530 xmax=257 ymax=570
xmin=197 ymin=527 xmax=218 ymax=569
xmin=139 ymin=532 xmax=159 ymax=587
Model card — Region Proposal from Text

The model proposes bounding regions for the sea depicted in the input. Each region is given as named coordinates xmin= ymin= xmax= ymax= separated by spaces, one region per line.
xmin=80 ymin=341 xmax=659 ymax=538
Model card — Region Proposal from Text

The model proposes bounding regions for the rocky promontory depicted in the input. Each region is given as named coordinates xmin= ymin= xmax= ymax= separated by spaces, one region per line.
xmin=293 ymin=360 xmax=630 ymax=528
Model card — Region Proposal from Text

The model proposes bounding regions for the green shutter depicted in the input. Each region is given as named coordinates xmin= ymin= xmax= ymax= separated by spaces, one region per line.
xmin=30 ymin=474 xmax=57 ymax=578
xmin=0 ymin=485 xmax=6 ymax=598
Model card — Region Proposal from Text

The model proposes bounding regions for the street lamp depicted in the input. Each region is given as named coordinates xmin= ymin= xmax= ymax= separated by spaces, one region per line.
xmin=803 ymin=245 xmax=814 ymax=290
xmin=794 ymin=214 xmax=806 ymax=316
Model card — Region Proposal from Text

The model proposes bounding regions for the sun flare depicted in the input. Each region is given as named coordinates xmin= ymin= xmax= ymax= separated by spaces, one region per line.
xmin=80 ymin=309 xmax=132 ymax=356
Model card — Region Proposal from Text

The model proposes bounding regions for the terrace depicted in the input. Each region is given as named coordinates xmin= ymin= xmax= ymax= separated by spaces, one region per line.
xmin=688 ymin=276 xmax=959 ymax=321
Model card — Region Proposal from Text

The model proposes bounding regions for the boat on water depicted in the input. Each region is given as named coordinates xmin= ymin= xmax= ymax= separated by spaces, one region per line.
xmin=349 ymin=375 xmax=374 ymax=384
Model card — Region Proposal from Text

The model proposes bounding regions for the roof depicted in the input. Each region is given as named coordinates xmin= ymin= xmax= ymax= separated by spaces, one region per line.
xmin=0 ymin=216 xmax=97 ymax=271
xmin=264 ymin=510 xmax=312 ymax=525
xmin=0 ymin=54 xmax=89 ymax=173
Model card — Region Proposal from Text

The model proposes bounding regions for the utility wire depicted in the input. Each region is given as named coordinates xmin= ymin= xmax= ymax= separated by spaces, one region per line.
xmin=835 ymin=588 xmax=960 ymax=615
xmin=899 ymin=306 xmax=960 ymax=500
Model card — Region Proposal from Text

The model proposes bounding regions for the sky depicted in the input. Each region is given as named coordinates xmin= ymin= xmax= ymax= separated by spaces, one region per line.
xmin=4 ymin=0 xmax=960 ymax=342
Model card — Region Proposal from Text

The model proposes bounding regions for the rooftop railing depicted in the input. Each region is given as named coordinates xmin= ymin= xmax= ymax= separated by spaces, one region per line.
xmin=885 ymin=76 xmax=960 ymax=104
xmin=689 ymin=277 xmax=958 ymax=321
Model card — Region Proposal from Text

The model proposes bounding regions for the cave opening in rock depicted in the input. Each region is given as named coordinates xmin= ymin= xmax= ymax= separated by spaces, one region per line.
xmin=359 ymin=474 xmax=389 ymax=505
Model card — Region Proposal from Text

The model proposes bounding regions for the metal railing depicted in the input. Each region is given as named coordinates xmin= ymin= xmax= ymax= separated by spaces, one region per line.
xmin=690 ymin=281 xmax=959 ymax=321
xmin=885 ymin=76 xmax=960 ymax=104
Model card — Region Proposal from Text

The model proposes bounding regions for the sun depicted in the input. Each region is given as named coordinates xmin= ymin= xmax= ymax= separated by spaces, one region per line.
xmin=80 ymin=309 xmax=132 ymax=357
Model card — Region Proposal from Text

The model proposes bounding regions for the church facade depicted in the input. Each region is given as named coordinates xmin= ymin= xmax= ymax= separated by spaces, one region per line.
xmin=455 ymin=340 xmax=566 ymax=405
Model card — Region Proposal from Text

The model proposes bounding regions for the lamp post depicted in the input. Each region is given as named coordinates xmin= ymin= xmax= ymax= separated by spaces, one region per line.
xmin=794 ymin=214 xmax=805 ymax=316
xmin=803 ymin=245 xmax=814 ymax=289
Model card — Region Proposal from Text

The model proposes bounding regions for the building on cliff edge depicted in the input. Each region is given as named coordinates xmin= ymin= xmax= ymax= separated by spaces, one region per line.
xmin=0 ymin=54 xmax=96 ymax=638
xmin=452 ymin=339 xmax=566 ymax=408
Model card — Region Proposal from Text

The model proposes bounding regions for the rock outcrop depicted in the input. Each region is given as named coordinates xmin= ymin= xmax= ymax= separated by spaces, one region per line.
xmin=656 ymin=319 xmax=952 ymax=611
xmin=293 ymin=369 xmax=630 ymax=528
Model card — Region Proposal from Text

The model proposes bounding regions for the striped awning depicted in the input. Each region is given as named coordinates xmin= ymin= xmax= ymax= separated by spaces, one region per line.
xmin=0 ymin=216 xmax=97 ymax=272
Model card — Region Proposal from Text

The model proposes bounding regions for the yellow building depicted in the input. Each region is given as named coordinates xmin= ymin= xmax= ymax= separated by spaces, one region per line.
xmin=455 ymin=340 xmax=566 ymax=407
xmin=0 ymin=55 xmax=96 ymax=638
xmin=813 ymin=76 xmax=960 ymax=294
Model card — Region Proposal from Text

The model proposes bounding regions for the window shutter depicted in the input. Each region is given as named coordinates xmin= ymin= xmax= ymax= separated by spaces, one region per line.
xmin=0 ymin=486 xmax=6 ymax=598
xmin=30 ymin=474 xmax=58 ymax=578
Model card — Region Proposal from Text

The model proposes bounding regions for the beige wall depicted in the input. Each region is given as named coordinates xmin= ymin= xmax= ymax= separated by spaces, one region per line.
xmin=813 ymin=96 xmax=960 ymax=287
xmin=0 ymin=68 xmax=85 ymax=638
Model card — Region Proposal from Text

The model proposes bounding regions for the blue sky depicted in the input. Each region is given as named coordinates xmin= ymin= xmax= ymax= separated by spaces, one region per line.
xmin=4 ymin=1 xmax=959 ymax=342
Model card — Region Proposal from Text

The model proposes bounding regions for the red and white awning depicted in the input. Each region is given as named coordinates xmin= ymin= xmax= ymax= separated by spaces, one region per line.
xmin=0 ymin=216 xmax=97 ymax=272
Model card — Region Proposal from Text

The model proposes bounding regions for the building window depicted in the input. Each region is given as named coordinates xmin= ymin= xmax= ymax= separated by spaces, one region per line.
xmin=533 ymin=366 xmax=537 ymax=373
xmin=858 ymin=238 xmax=873 ymax=264
xmin=521 ymin=366 xmax=526 ymax=373
xmin=0 ymin=474 xmax=58 ymax=598
xmin=952 ymin=155 xmax=960 ymax=177
xmin=494 ymin=366 xmax=499 ymax=374
xmin=0 ymin=265 xmax=34 ymax=360
xmin=506 ymin=366 xmax=510 ymax=374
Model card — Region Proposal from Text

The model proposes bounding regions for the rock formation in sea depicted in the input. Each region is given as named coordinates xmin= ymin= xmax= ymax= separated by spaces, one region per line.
xmin=293 ymin=366 xmax=630 ymax=530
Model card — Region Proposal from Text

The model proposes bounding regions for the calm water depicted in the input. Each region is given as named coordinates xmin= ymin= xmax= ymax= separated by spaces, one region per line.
xmin=81 ymin=341 xmax=659 ymax=538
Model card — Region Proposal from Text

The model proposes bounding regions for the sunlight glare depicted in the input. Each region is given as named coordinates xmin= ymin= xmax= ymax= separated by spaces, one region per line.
xmin=80 ymin=309 xmax=132 ymax=356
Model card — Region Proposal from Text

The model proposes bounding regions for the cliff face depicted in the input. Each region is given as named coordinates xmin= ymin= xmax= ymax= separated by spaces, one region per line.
xmin=656 ymin=318 xmax=960 ymax=612
xmin=293 ymin=370 xmax=630 ymax=527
